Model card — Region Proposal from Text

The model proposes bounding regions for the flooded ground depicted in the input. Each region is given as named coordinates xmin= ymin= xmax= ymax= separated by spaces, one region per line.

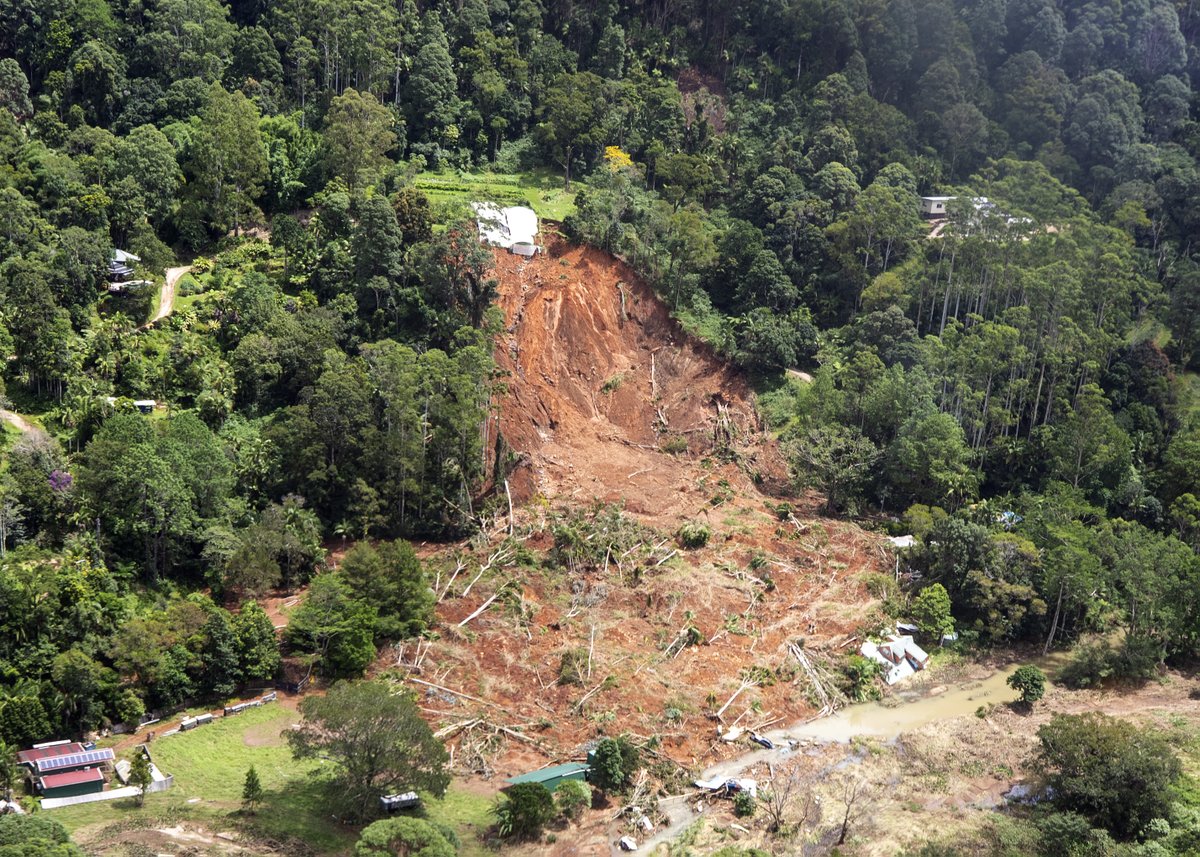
xmin=788 ymin=663 xmax=1023 ymax=742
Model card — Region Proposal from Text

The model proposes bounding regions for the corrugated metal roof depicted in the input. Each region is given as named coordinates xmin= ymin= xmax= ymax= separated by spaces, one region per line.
xmin=35 ymin=748 xmax=114 ymax=773
xmin=39 ymin=767 xmax=105 ymax=789
xmin=17 ymin=743 xmax=85 ymax=765
xmin=505 ymin=762 xmax=589 ymax=785
xmin=472 ymin=202 xmax=539 ymax=249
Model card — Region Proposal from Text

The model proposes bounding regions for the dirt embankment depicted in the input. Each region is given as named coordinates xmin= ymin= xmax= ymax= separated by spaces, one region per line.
xmin=492 ymin=234 xmax=781 ymax=525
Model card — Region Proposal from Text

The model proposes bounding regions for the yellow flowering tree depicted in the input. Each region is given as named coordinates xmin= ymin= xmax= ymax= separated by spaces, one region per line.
xmin=604 ymin=145 xmax=634 ymax=171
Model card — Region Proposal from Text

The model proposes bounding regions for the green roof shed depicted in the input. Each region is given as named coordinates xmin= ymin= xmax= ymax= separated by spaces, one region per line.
xmin=504 ymin=762 xmax=589 ymax=792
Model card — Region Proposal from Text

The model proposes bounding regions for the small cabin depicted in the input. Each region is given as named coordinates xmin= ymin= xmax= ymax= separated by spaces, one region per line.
xmin=107 ymin=249 xmax=152 ymax=294
xmin=32 ymin=747 xmax=114 ymax=777
xmin=108 ymin=249 xmax=139 ymax=280
xmin=920 ymin=196 xmax=954 ymax=217
xmin=17 ymin=742 xmax=84 ymax=769
xmin=505 ymin=762 xmax=590 ymax=792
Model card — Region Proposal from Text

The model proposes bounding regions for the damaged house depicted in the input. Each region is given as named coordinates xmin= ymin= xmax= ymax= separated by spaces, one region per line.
xmin=860 ymin=635 xmax=929 ymax=685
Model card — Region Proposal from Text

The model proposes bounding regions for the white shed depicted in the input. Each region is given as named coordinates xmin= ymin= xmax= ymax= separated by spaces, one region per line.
xmin=920 ymin=196 xmax=954 ymax=217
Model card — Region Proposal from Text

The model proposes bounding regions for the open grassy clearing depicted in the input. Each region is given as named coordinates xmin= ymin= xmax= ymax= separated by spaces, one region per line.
xmin=55 ymin=703 xmax=494 ymax=856
xmin=415 ymin=168 xmax=576 ymax=222
xmin=174 ymin=290 xmax=213 ymax=313
xmin=1129 ymin=315 xmax=1172 ymax=348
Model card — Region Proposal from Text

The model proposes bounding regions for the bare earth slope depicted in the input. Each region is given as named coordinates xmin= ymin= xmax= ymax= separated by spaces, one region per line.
xmin=409 ymin=235 xmax=886 ymax=781
xmin=491 ymin=233 xmax=780 ymax=524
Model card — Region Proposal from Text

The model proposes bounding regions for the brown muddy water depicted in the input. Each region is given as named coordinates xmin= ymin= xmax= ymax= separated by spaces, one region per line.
xmin=787 ymin=652 xmax=1071 ymax=743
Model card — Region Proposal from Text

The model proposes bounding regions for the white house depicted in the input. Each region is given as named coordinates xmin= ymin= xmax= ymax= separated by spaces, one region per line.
xmin=860 ymin=634 xmax=930 ymax=685
xmin=471 ymin=203 xmax=540 ymax=256
xmin=920 ymin=196 xmax=953 ymax=217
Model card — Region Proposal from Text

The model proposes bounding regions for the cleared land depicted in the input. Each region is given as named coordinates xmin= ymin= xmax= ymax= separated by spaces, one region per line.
xmin=403 ymin=233 xmax=886 ymax=814
xmin=56 ymin=703 xmax=492 ymax=856
xmin=415 ymin=168 xmax=576 ymax=221
xmin=643 ymin=665 xmax=1200 ymax=855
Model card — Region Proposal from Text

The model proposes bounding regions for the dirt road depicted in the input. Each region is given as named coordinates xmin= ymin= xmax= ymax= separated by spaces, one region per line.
xmin=634 ymin=659 xmax=1199 ymax=854
xmin=0 ymin=409 xmax=34 ymax=434
xmin=146 ymin=266 xmax=191 ymax=327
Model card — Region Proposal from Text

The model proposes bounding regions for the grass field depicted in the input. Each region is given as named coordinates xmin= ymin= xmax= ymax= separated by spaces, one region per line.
xmin=0 ymin=422 xmax=18 ymax=464
xmin=415 ymin=168 xmax=576 ymax=222
xmin=53 ymin=703 xmax=494 ymax=855
xmin=1128 ymin=315 xmax=1172 ymax=348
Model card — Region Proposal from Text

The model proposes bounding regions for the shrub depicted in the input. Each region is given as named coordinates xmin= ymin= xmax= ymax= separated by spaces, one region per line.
xmin=555 ymin=779 xmax=591 ymax=821
xmin=1035 ymin=712 xmax=1181 ymax=838
xmin=677 ymin=522 xmax=711 ymax=549
xmin=355 ymin=817 xmax=457 ymax=857
xmin=558 ymin=648 xmax=588 ymax=687
xmin=177 ymin=274 xmax=200 ymax=295
xmin=1059 ymin=642 xmax=1113 ymax=689
xmin=862 ymin=572 xmax=898 ymax=600
xmin=0 ymin=815 xmax=76 ymax=849
xmin=1060 ymin=637 xmax=1160 ymax=690
xmin=732 ymin=789 xmax=756 ymax=817
xmin=1006 ymin=665 xmax=1046 ymax=707
xmin=590 ymin=736 xmax=639 ymax=794
xmin=1036 ymin=811 xmax=1118 ymax=856
xmin=841 ymin=655 xmax=883 ymax=702
xmin=493 ymin=783 xmax=555 ymax=840
xmin=660 ymin=435 xmax=688 ymax=455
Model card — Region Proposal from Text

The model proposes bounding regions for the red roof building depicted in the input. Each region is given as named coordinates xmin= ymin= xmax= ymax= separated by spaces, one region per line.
xmin=38 ymin=767 xmax=105 ymax=798
xmin=16 ymin=743 xmax=85 ymax=767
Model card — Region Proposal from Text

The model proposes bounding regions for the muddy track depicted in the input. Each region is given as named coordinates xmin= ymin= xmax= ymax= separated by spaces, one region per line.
xmin=0 ymin=409 xmax=34 ymax=434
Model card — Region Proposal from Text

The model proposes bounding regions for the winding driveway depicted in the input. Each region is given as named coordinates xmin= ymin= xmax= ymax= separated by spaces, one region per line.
xmin=142 ymin=265 xmax=192 ymax=328
xmin=3 ymin=266 xmax=193 ymax=433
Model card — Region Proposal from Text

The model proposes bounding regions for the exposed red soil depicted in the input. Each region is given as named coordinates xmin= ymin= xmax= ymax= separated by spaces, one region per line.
xmin=491 ymin=233 xmax=779 ymax=524
xmin=405 ymin=234 xmax=889 ymax=784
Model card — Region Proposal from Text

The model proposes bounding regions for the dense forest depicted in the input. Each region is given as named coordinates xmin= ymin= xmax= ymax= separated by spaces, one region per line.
xmin=3 ymin=0 xmax=1200 ymax=850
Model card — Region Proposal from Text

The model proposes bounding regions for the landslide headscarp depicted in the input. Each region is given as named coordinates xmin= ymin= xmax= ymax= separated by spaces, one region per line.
xmin=491 ymin=233 xmax=779 ymax=525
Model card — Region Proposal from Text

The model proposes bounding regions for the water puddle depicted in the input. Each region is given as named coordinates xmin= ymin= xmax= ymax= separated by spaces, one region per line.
xmin=786 ymin=663 xmax=1028 ymax=743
